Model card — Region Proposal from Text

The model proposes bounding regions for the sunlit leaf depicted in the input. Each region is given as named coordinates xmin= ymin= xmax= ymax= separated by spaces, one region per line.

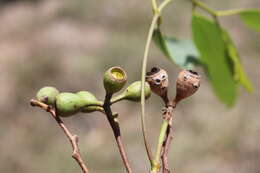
xmin=240 ymin=10 xmax=260 ymax=32
xmin=222 ymin=31 xmax=253 ymax=92
xmin=192 ymin=14 xmax=237 ymax=105
xmin=153 ymin=29 xmax=201 ymax=69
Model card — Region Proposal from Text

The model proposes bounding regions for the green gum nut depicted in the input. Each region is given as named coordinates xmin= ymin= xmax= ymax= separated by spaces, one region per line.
xmin=112 ymin=81 xmax=151 ymax=102
xmin=76 ymin=91 xmax=103 ymax=113
xmin=36 ymin=86 xmax=60 ymax=105
xmin=103 ymin=66 xmax=127 ymax=94
xmin=81 ymin=106 xmax=104 ymax=113
xmin=55 ymin=92 xmax=86 ymax=117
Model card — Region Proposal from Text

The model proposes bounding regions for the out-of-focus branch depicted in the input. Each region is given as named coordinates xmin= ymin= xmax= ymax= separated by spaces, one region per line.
xmin=30 ymin=99 xmax=89 ymax=173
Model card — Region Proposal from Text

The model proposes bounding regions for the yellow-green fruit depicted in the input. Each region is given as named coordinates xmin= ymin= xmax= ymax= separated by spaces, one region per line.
xmin=55 ymin=92 xmax=85 ymax=117
xmin=111 ymin=81 xmax=151 ymax=103
xmin=36 ymin=86 xmax=60 ymax=105
xmin=123 ymin=81 xmax=151 ymax=101
xmin=81 ymin=106 xmax=103 ymax=113
xmin=76 ymin=91 xmax=102 ymax=113
xmin=103 ymin=66 xmax=127 ymax=94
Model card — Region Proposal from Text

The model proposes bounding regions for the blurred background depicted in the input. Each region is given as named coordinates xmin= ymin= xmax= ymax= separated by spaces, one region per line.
xmin=0 ymin=0 xmax=259 ymax=172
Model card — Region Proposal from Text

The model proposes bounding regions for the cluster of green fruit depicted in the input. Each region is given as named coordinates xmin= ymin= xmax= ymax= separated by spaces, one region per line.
xmin=36 ymin=67 xmax=151 ymax=117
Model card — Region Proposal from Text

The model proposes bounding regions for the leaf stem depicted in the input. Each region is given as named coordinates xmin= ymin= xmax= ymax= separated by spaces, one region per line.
xmin=191 ymin=0 xmax=245 ymax=17
xmin=158 ymin=0 xmax=172 ymax=12
xmin=151 ymin=105 xmax=174 ymax=173
xmin=141 ymin=13 xmax=160 ymax=165
xmin=191 ymin=0 xmax=217 ymax=16
xmin=216 ymin=9 xmax=244 ymax=16
xmin=141 ymin=0 xmax=173 ymax=167
xmin=151 ymin=119 xmax=169 ymax=172
xmin=152 ymin=0 xmax=159 ymax=13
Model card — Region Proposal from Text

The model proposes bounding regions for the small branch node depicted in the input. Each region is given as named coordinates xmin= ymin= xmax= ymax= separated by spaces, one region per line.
xmin=103 ymin=93 xmax=133 ymax=173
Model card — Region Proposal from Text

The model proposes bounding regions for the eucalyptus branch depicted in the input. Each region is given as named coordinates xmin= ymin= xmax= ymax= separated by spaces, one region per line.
xmin=158 ymin=0 xmax=172 ymax=12
xmin=103 ymin=93 xmax=133 ymax=173
xmin=151 ymin=120 xmax=169 ymax=173
xmin=216 ymin=9 xmax=245 ymax=16
xmin=191 ymin=0 xmax=245 ymax=18
xmin=161 ymin=117 xmax=173 ymax=173
xmin=152 ymin=0 xmax=158 ymax=13
xmin=191 ymin=0 xmax=217 ymax=16
xmin=151 ymin=106 xmax=174 ymax=173
xmin=141 ymin=13 xmax=160 ymax=165
xmin=141 ymin=0 xmax=173 ymax=166
xmin=30 ymin=99 xmax=89 ymax=173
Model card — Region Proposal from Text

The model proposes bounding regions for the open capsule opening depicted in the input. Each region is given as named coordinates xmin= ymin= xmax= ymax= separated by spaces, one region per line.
xmin=103 ymin=66 xmax=127 ymax=94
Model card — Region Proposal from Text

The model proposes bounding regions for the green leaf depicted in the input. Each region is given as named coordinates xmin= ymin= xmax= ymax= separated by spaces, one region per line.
xmin=153 ymin=29 xmax=171 ymax=58
xmin=222 ymin=31 xmax=253 ymax=92
xmin=240 ymin=10 xmax=260 ymax=32
xmin=153 ymin=29 xmax=201 ymax=69
xmin=192 ymin=14 xmax=237 ymax=105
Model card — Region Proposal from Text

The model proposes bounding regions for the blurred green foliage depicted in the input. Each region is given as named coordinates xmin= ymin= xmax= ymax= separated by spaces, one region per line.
xmin=192 ymin=14 xmax=237 ymax=105
xmin=153 ymin=29 xmax=200 ymax=69
xmin=240 ymin=10 xmax=260 ymax=32
xmin=154 ymin=7 xmax=259 ymax=105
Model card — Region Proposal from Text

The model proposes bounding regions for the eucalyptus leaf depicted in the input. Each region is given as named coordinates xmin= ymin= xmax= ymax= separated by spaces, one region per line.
xmin=240 ymin=10 xmax=260 ymax=32
xmin=153 ymin=29 xmax=170 ymax=58
xmin=192 ymin=14 xmax=237 ymax=105
xmin=222 ymin=31 xmax=253 ymax=92
xmin=153 ymin=29 xmax=201 ymax=69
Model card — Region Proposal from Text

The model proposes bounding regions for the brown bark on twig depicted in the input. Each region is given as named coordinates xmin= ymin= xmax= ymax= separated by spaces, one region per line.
xmin=30 ymin=99 xmax=89 ymax=173
xmin=161 ymin=117 xmax=173 ymax=173
xmin=103 ymin=93 xmax=133 ymax=173
xmin=160 ymin=102 xmax=175 ymax=173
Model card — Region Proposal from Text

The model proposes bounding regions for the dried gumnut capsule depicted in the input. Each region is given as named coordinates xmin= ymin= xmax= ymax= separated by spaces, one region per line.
xmin=175 ymin=70 xmax=200 ymax=104
xmin=111 ymin=81 xmax=151 ymax=103
xmin=55 ymin=92 xmax=86 ymax=117
xmin=145 ymin=67 xmax=169 ymax=100
xmin=76 ymin=91 xmax=103 ymax=113
xmin=103 ymin=66 xmax=127 ymax=94
xmin=36 ymin=86 xmax=60 ymax=106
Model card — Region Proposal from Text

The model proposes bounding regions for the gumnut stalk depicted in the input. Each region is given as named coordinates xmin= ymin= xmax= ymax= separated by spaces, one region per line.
xmin=55 ymin=92 xmax=86 ymax=117
xmin=145 ymin=67 xmax=169 ymax=103
xmin=76 ymin=91 xmax=103 ymax=113
xmin=174 ymin=69 xmax=200 ymax=105
xmin=103 ymin=66 xmax=127 ymax=94
xmin=36 ymin=86 xmax=60 ymax=105
xmin=111 ymin=81 xmax=151 ymax=103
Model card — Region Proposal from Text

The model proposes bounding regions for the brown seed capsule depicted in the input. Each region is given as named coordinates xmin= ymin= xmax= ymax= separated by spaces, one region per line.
xmin=145 ymin=67 xmax=169 ymax=102
xmin=175 ymin=69 xmax=200 ymax=104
